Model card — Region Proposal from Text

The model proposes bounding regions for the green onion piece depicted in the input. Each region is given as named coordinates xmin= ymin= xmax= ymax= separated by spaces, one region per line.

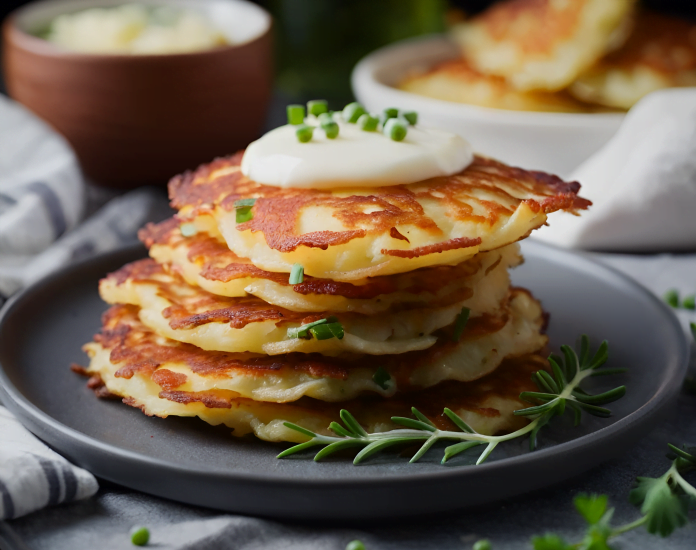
xmin=318 ymin=112 xmax=333 ymax=124
xmin=287 ymin=104 xmax=305 ymax=125
xmin=683 ymin=295 xmax=695 ymax=310
xmin=234 ymin=198 xmax=256 ymax=224
xmin=402 ymin=110 xmax=418 ymax=125
xmin=384 ymin=118 xmax=407 ymax=141
xmin=322 ymin=121 xmax=339 ymax=139
xmin=373 ymin=367 xmax=391 ymax=390
xmin=130 ymin=526 xmax=150 ymax=546
xmin=343 ymin=102 xmax=366 ymax=123
xmin=473 ymin=540 xmax=492 ymax=550
xmin=452 ymin=307 xmax=470 ymax=342
xmin=383 ymin=107 xmax=399 ymax=119
xmin=307 ymin=99 xmax=328 ymax=117
xmin=664 ymin=289 xmax=680 ymax=308
xmin=309 ymin=322 xmax=344 ymax=340
xmin=287 ymin=318 xmax=328 ymax=339
xmin=296 ymin=124 xmax=314 ymax=143
xmin=357 ymin=113 xmax=379 ymax=132
xmin=179 ymin=223 xmax=197 ymax=237
xmin=289 ymin=263 xmax=304 ymax=284
xmin=346 ymin=541 xmax=366 ymax=550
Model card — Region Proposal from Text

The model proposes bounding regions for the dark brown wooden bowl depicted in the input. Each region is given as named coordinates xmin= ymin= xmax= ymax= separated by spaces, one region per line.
xmin=2 ymin=0 xmax=272 ymax=188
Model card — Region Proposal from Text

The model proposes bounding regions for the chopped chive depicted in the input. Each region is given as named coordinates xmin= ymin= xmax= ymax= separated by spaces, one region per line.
xmin=130 ymin=526 xmax=150 ymax=546
xmin=384 ymin=118 xmax=407 ymax=141
xmin=383 ymin=107 xmax=399 ymax=119
xmin=318 ymin=112 xmax=333 ymax=124
xmin=234 ymin=198 xmax=256 ymax=224
xmin=307 ymin=99 xmax=328 ymax=117
xmin=289 ymin=263 xmax=304 ymax=284
xmin=296 ymin=124 xmax=314 ymax=143
xmin=310 ymin=322 xmax=344 ymax=340
xmin=373 ymin=367 xmax=391 ymax=390
xmin=322 ymin=121 xmax=339 ymax=139
xmin=473 ymin=540 xmax=492 ymax=550
xmin=346 ymin=541 xmax=366 ymax=550
xmin=452 ymin=307 xmax=470 ymax=342
xmin=664 ymin=289 xmax=679 ymax=308
xmin=287 ymin=104 xmax=305 ymax=125
xmin=683 ymin=295 xmax=695 ymax=310
xmin=402 ymin=110 xmax=418 ymax=125
xmin=343 ymin=102 xmax=366 ymax=123
xmin=357 ymin=113 xmax=379 ymax=132
xmin=179 ymin=223 xmax=197 ymax=237
xmin=287 ymin=318 xmax=328 ymax=339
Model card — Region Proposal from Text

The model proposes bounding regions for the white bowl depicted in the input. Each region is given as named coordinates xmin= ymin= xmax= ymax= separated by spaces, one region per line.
xmin=352 ymin=35 xmax=626 ymax=177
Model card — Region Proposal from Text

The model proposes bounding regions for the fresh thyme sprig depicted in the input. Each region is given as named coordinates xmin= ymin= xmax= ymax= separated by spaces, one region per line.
xmin=278 ymin=336 xmax=626 ymax=465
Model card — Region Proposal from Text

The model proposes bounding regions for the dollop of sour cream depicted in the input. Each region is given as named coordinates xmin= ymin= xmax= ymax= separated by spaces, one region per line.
xmin=241 ymin=117 xmax=473 ymax=189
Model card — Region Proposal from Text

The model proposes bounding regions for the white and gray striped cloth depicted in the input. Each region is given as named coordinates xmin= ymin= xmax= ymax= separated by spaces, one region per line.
xmin=0 ymin=406 xmax=98 ymax=520
xmin=0 ymin=94 xmax=172 ymax=520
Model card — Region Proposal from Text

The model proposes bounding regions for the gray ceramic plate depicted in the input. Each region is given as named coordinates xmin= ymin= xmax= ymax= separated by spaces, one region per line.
xmin=0 ymin=240 xmax=687 ymax=520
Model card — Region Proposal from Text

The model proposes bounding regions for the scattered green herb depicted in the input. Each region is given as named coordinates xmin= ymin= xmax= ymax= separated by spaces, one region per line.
xmin=402 ymin=110 xmax=418 ymax=125
xmin=346 ymin=541 xmax=366 ymax=550
xmin=318 ymin=112 xmax=334 ymax=124
xmin=234 ymin=198 xmax=256 ymax=224
xmin=307 ymin=99 xmax=328 ymax=117
xmin=289 ymin=263 xmax=304 ymax=285
xmin=130 ymin=526 xmax=150 ymax=546
xmin=452 ymin=307 xmax=470 ymax=342
xmin=384 ymin=118 xmax=407 ymax=141
xmin=343 ymin=102 xmax=366 ymax=123
xmin=472 ymin=540 xmax=492 ymax=550
xmin=179 ymin=223 xmax=197 ymax=237
xmin=296 ymin=123 xmax=314 ymax=143
xmin=683 ymin=295 xmax=695 ymax=310
xmin=287 ymin=104 xmax=305 ymax=125
xmin=373 ymin=367 xmax=392 ymax=390
xmin=278 ymin=336 xmax=624 ymax=465
xmin=664 ymin=289 xmax=680 ymax=308
xmin=383 ymin=107 xmax=399 ymax=119
xmin=357 ymin=113 xmax=379 ymax=132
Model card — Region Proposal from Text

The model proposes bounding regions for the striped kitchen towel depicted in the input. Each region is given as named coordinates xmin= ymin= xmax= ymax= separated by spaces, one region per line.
xmin=0 ymin=406 xmax=98 ymax=520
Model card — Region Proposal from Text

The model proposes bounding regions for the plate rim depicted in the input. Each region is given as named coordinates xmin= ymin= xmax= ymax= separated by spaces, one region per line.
xmin=0 ymin=240 xmax=689 ymax=490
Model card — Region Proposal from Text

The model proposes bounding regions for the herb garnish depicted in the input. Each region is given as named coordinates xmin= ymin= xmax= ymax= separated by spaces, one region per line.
xmin=372 ymin=367 xmax=392 ymax=390
xmin=234 ymin=198 xmax=256 ymax=223
xmin=287 ymin=316 xmax=344 ymax=340
xmin=278 ymin=336 xmax=625 ymax=465
xmin=452 ymin=307 xmax=470 ymax=342
xmin=663 ymin=288 xmax=696 ymax=310
xmin=289 ymin=263 xmax=304 ymax=285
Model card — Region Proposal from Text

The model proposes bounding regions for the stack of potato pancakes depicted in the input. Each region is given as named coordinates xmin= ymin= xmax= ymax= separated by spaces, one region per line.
xmin=79 ymin=153 xmax=589 ymax=444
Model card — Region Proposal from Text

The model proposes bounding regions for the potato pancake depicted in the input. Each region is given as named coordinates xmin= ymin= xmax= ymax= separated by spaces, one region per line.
xmin=80 ymin=339 xmax=548 ymax=442
xmin=169 ymin=154 xmax=589 ymax=281
xmin=451 ymin=0 xmax=634 ymax=91
xmin=99 ymin=258 xmax=528 ymax=356
xmin=83 ymin=289 xmax=546 ymax=404
xmin=570 ymin=11 xmax=696 ymax=109
xmin=399 ymin=59 xmax=606 ymax=113
xmin=141 ymin=217 xmax=522 ymax=314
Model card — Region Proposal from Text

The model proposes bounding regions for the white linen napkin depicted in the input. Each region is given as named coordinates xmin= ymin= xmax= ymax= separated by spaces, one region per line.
xmin=0 ymin=406 xmax=98 ymax=520
xmin=534 ymin=88 xmax=696 ymax=251
xmin=0 ymin=94 xmax=85 ymax=267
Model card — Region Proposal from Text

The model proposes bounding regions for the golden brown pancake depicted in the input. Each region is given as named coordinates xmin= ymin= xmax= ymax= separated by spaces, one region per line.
xmin=451 ymin=0 xmax=634 ymax=91
xmin=570 ymin=11 xmax=696 ymax=109
xmin=79 ymin=324 xmax=548 ymax=442
xmin=169 ymin=153 xmax=589 ymax=281
xmin=140 ymin=217 xmax=522 ymax=314
xmin=98 ymin=257 xmax=529 ymax=356
xmin=399 ymin=58 xmax=612 ymax=112
xmin=82 ymin=290 xmax=547 ymax=403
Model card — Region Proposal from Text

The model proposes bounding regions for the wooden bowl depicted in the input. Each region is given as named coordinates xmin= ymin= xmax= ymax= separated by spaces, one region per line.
xmin=2 ymin=0 xmax=272 ymax=188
